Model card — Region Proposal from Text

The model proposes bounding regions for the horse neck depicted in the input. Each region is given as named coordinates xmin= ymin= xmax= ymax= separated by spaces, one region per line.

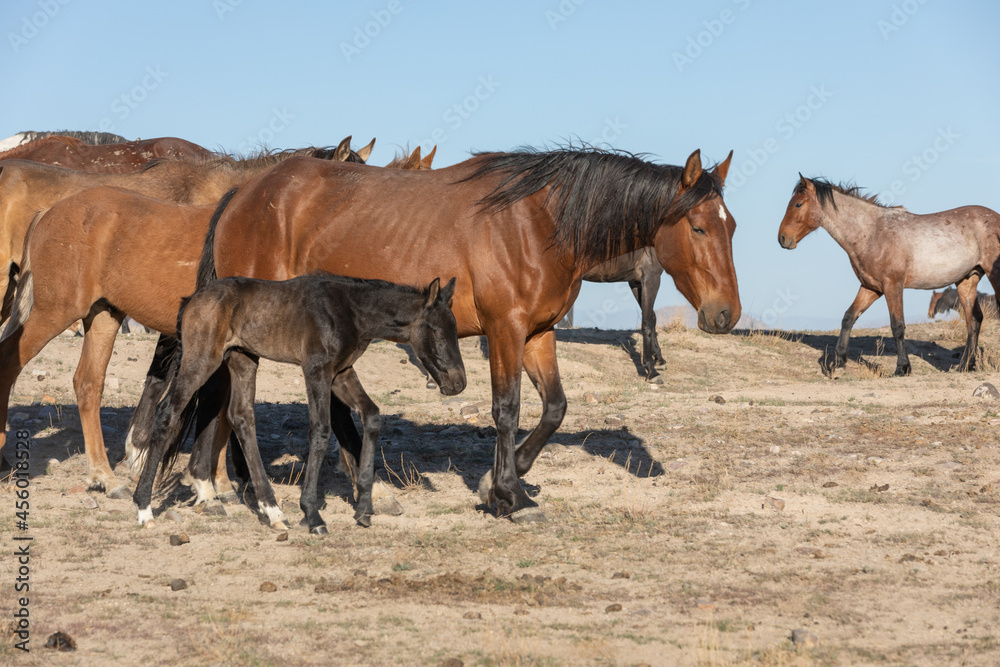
xmin=818 ymin=195 xmax=882 ymax=252
xmin=352 ymin=288 xmax=423 ymax=343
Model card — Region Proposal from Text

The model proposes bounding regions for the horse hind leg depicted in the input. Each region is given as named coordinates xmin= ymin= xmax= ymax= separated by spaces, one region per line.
xmin=125 ymin=335 xmax=178 ymax=478
xmin=955 ymin=274 xmax=984 ymax=371
xmin=883 ymin=284 xmax=911 ymax=376
xmin=331 ymin=370 xmax=381 ymax=528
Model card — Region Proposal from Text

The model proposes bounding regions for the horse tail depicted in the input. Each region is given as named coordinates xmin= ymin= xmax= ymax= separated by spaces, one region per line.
xmin=0 ymin=210 xmax=45 ymax=344
xmin=197 ymin=187 xmax=238 ymax=290
xmin=158 ymin=295 xmax=198 ymax=476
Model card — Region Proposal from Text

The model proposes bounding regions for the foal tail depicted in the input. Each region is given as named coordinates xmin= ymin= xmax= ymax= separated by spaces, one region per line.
xmin=0 ymin=211 xmax=44 ymax=344
xmin=158 ymin=295 xmax=198 ymax=476
xmin=196 ymin=187 xmax=238 ymax=290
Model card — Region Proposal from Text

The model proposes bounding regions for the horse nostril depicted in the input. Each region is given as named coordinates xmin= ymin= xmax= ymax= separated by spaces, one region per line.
xmin=715 ymin=309 xmax=730 ymax=330
xmin=778 ymin=234 xmax=786 ymax=247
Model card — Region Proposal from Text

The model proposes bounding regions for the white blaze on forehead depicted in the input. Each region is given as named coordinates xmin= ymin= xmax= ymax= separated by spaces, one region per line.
xmin=718 ymin=203 xmax=727 ymax=220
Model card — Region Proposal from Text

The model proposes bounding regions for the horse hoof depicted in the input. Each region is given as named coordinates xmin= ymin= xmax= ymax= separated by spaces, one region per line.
xmin=655 ymin=358 xmax=667 ymax=368
xmin=426 ymin=380 xmax=438 ymax=390
xmin=106 ymin=485 xmax=132 ymax=500
xmin=194 ymin=502 xmax=227 ymax=517
xmin=510 ymin=508 xmax=547 ymax=524
xmin=142 ymin=520 xmax=157 ymax=529
xmin=646 ymin=374 xmax=664 ymax=385
xmin=354 ymin=513 xmax=372 ymax=528
xmin=217 ymin=492 xmax=239 ymax=505
xmin=271 ymin=520 xmax=289 ymax=531
xmin=477 ymin=470 xmax=494 ymax=504
xmin=310 ymin=525 xmax=329 ymax=536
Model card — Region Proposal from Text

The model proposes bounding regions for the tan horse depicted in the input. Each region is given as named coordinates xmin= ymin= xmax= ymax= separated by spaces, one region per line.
xmin=778 ymin=176 xmax=1000 ymax=374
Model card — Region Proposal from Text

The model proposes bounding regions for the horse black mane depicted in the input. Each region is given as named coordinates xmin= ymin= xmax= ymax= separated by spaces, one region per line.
xmin=798 ymin=177 xmax=890 ymax=210
xmin=19 ymin=130 xmax=129 ymax=145
xmin=461 ymin=146 xmax=724 ymax=264
xmin=139 ymin=145 xmax=365 ymax=174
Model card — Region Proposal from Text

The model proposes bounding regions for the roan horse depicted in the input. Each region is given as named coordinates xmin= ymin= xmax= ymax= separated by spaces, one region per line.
xmin=0 ymin=130 xmax=129 ymax=152
xmin=134 ymin=275 xmax=465 ymax=533
xmin=0 ymin=135 xmax=217 ymax=172
xmin=176 ymin=147 xmax=739 ymax=521
xmin=0 ymin=138 xmax=375 ymax=492
xmin=778 ymin=176 xmax=1000 ymax=374
xmin=928 ymin=287 xmax=999 ymax=320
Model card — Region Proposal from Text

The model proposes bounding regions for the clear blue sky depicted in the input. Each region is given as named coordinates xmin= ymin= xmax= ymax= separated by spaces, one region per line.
xmin=4 ymin=0 xmax=999 ymax=330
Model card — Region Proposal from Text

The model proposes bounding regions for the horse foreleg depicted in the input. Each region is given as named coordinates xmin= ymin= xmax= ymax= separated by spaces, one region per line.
xmin=481 ymin=326 xmax=537 ymax=519
xmin=75 ymin=306 xmax=128 ymax=497
xmin=833 ymin=286 xmax=881 ymax=371
xmin=636 ymin=270 xmax=665 ymax=381
xmin=884 ymin=285 xmax=910 ymax=376
xmin=329 ymin=384 xmax=362 ymax=488
xmin=514 ymin=330 xmax=566 ymax=481
xmin=955 ymin=275 xmax=984 ymax=372
xmin=226 ymin=351 xmax=287 ymax=530
xmin=125 ymin=335 xmax=178 ymax=478
xmin=331 ymin=369 xmax=381 ymax=527
xmin=300 ymin=362 xmax=335 ymax=534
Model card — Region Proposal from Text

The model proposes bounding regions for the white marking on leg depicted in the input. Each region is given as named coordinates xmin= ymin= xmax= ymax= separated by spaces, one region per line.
xmin=260 ymin=503 xmax=288 ymax=527
xmin=124 ymin=423 xmax=135 ymax=462
xmin=192 ymin=477 xmax=217 ymax=504
xmin=137 ymin=507 xmax=154 ymax=525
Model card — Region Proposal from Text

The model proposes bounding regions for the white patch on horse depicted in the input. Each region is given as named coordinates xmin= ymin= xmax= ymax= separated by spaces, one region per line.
xmin=191 ymin=477 xmax=217 ymax=505
xmin=718 ymin=203 xmax=726 ymax=220
xmin=907 ymin=227 xmax=981 ymax=289
xmin=0 ymin=133 xmax=27 ymax=153
xmin=260 ymin=503 xmax=288 ymax=527
xmin=137 ymin=507 xmax=154 ymax=525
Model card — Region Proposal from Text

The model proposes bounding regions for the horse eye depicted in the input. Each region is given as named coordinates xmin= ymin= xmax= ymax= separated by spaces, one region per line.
xmin=795 ymin=202 xmax=803 ymax=208
xmin=692 ymin=227 xmax=706 ymax=236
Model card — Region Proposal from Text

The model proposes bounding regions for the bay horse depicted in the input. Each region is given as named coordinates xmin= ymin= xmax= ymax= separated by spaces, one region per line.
xmin=778 ymin=175 xmax=1000 ymax=374
xmin=134 ymin=275 xmax=465 ymax=532
xmin=0 ymin=135 xmax=217 ymax=172
xmin=183 ymin=146 xmax=739 ymax=521
xmin=929 ymin=287 xmax=999 ymax=320
xmin=0 ymin=137 xmax=376 ymax=492
xmin=0 ymin=136 xmax=371 ymax=317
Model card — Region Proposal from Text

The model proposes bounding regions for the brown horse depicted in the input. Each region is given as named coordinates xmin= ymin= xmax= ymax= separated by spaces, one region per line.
xmin=0 ymin=136 xmax=371 ymax=317
xmin=778 ymin=176 xmax=1000 ymax=374
xmin=0 ymin=135 xmax=217 ymax=172
xmin=0 ymin=130 xmax=129 ymax=152
xmin=385 ymin=145 xmax=437 ymax=170
xmin=187 ymin=147 xmax=739 ymax=521
xmin=0 ymin=137 xmax=375 ymax=492
xmin=929 ymin=287 xmax=999 ymax=320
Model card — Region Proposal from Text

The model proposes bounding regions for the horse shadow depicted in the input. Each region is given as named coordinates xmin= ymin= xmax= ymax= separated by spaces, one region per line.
xmin=553 ymin=328 xmax=647 ymax=376
xmin=731 ymin=329 xmax=959 ymax=374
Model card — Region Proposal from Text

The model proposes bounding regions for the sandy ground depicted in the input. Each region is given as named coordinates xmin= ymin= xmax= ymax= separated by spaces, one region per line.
xmin=1 ymin=316 xmax=999 ymax=666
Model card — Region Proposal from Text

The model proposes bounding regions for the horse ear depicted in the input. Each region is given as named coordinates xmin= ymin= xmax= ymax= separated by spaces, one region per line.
xmin=404 ymin=146 xmax=422 ymax=170
xmin=440 ymin=277 xmax=457 ymax=304
xmin=420 ymin=145 xmax=437 ymax=170
xmin=424 ymin=277 xmax=441 ymax=307
xmin=333 ymin=135 xmax=353 ymax=162
xmin=711 ymin=150 xmax=733 ymax=183
xmin=682 ymin=149 xmax=702 ymax=188
xmin=356 ymin=137 xmax=375 ymax=162
xmin=798 ymin=173 xmax=815 ymax=192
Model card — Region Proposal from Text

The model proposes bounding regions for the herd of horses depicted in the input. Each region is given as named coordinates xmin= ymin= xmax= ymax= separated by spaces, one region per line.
xmin=0 ymin=130 xmax=995 ymax=531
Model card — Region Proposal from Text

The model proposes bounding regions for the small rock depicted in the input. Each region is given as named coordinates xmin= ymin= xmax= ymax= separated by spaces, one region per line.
xmin=462 ymin=611 xmax=481 ymax=620
xmin=441 ymin=659 xmax=464 ymax=667
xmin=611 ymin=571 xmax=631 ymax=579
xmin=372 ymin=481 xmax=404 ymax=516
xmin=768 ymin=445 xmax=781 ymax=455
xmin=105 ymin=378 xmax=120 ymax=391
xmin=276 ymin=531 xmax=289 ymax=542
xmin=45 ymin=458 xmax=59 ymax=469
xmin=822 ymin=481 xmax=838 ymax=488
xmin=542 ymin=443 xmax=567 ymax=455
xmin=34 ymin=369 xmax=49 ymax=381
xmin=41 ymin=395 xmax=57 ymax=405
xmin=604 ymin=414 xmax=625 ymax=428
xmin=584 ymin=392 xmax=600 ymax=404
xmin=163 ymin=510 xmax=184 ymax=523
xmin=169 ymin=578 xmax=187 ymax=591
xmin=67 ymin=483 xmax=86 ymax=494
xmin=870 ymin=483 xmax=889 ymax=492
xmin=9 ymin=412 xmax=29 ymax=423
xmin=695 ymin=599 xmax=715 ymax=611
xmin=460 ymin=405 xmax=479 ymax=418
xmin=973 ymin=382 xmax=1000 ymax=400
xmin=259 ymin=581 xmax=278 ymax=593
xmin=81 ymin=497 xmax=98 ymax=510
xmin=605 ymin=603 xmax=623 ymax=613
xmin=353 ymin=569 xmax=367 ymax=577
xmin=44 ymin=631 xmax=76 ymax=651
xmin=169 ymin=533 xmax=190 ymax=546
xmin=866 ymin=456 xmax=884 ymax=466
xmin=709 ymin=394 xmax=726 ymax=404
xmin=439 ymin=425 xmax=461 ymax=436
xmin=791 ymin=628 xmax=819 ymax=648
xmin=766 ymin=496 xmax=785 ymax=511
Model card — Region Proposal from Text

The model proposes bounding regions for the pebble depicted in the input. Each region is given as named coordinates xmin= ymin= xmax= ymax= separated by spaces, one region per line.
xmin=767 ymin=496 xmax=785 ymax=511
xmin=604 ymin=414 xmax=626 ymax=427
xmin=40 ymin=395 xmax=57 ymax=406
xmin=611 ymin=571 xmax=631 ymax=579
xmin=44 ymin=631 xmax=76 ymax=651
xmin=584 ymin=392 xmax=600 ymax=404
xmin=542 ymin=443 xmax=567 ymax=455
xmin=460 ymin=405 xmax=479 ymax=418
xmin=439 ymin=425 xmax=461 ymax=436
xmin=441 ymin=659 xmax=464 ymax=667
xmin=81 ymin=497 xmax=98 ymax=510
xmin=276 ymin=531 xmax=289 ymax=542
xmin=169 ymin=578 xmax=188 ymax=591
xmin=9 ymin=412 xmax=29 ymax=423
xmin=605 ymin=603 xmax=623 ymax=613
xmin=67 ymin=483 xmax=86 ymax=494
xmin=34 ymin=369 xmax=48 ymax=381
xmin=695 ymin=599 xmax=715 ymax=611
xmin=709 ymin=394 xmax=726 ymax=404
xmin=768 ymin=445 xmax=781 ymax=455
xmin=822 ymin=481 xmax=839 ymax=488
xmin=169 ymin=533 xmax=190 ymax=546
xmin=259 ymin=581 xmax=278 ymax=593
xmin=462 ymin=611 xmax=481 ymax=620
xmin=973 ymin=382 xmax=1000 ymax=400
xmin=791 ymin=628 xmax=819 ymax=647
xmin=866 ymin=456 xmax=884 ymax=466
xmin=46 ymin=458 xmax=59 ymax=469
xmin=163 ymin=510 xmax=184 ymax=523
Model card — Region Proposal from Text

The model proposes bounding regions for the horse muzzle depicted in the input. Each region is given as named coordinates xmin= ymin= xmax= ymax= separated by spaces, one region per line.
xmin=698 ymin=304 xmax=737 ymax=334
xmin=777 ymin=233 xmax=797 ymax=250
xmin=437 ymin=368 xmax=467 ymax=396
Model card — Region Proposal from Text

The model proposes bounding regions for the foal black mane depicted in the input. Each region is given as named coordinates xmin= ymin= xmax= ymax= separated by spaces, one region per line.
xmin=461 ymin=146 xmax=724 ymax=264
xmin=19 ymin=130 xmax=130 ymax=145
xmin=799 ymin=177 xmax=890 ymax=211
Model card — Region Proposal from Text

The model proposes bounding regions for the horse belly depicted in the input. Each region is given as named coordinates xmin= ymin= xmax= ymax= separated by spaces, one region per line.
xmin=906 ymin=234 xmax=980 ymax=289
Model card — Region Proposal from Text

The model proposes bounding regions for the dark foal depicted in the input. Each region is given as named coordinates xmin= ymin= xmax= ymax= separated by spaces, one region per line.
xmin=134 ymin=274 xmax=465 ymax=533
